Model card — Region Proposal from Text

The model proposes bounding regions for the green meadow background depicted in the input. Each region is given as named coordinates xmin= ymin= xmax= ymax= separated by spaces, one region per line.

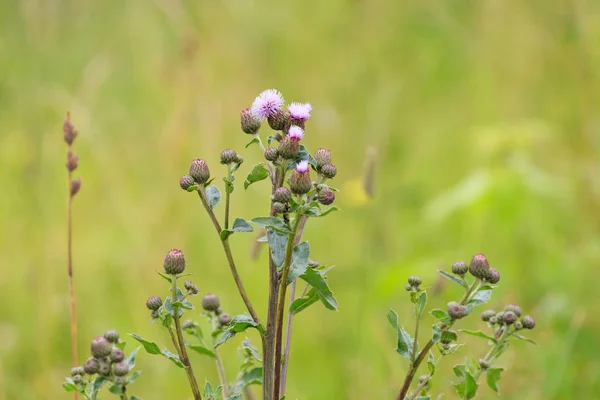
xmin=1 ymin=0 xmax=599 ymax=399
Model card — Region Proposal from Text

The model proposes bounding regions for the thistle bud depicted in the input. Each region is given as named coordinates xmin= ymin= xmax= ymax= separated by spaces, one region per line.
xmin=278 ymin=135 xmax=301 ymax=159
xmin=184 ymin=280 xmax=199 ymax=295
xmin=289 ymin=161 xmax=312 ymax=195
xmin=272 ymin=202 xmax=287 ymax=214
xmin=234 ymin=154 xmax=244 ymax=164
xmin=314 ymin=148 xmax=332 ymax=169
xmin=481 ymin=310 xmax=496 ymax=322
xmin=71 ymin=366 xmax=85 ymax=377
xmin=408 ymin=276 xmax=422 ymax=287
xmin=110 ymin=347 xmax=125 ymax=363
xmin=495 ymin=312 xmax=505 ymax=325
xmin=66 ymin=151 xmax=79 ymax=172
xmin=489 ymin=316 xmax=498 ymax=325
xmin=113 ymin=362 xmax=130 ymax=377
xmin=164 ymin=249 xmax=186 ymax=275
xmin=215 ymin=307 xmax=223 ymax=315
xmin=514 ymin=321 xmax=523 ymax=330
xmin=521 ymin=315 xmax=536 ymax=329
xmin=503 ymin=311 xmax=517 ymax=325
xmin=317 ymin=187 xmax=335 ymax=205
xmin=241 ymin=108 xmax=261 ymax=134
xmin=83 ymin=357 xmax=100 ymax=374
xmin=151 ymin=310 xmax=159 ymax=319
xmin=469 ymin=253 xmax=490 ymax=279
xmin=504 ymin=304 xmax=522 ymax=317
xmin=478 ymin=359 xmax=491 ymax=370
xmin=98 ymin=360 xmax=111 ymax=376
xmin=451 ymin=261 xmax=468 ymax=276
xmin=202 ymin=293 xmax=220 ymax=312
xmin=321 ymin=163 xmax=337 ymax=179
xmin=405 ymin=283 xmax=412 ymax=292
xmin=90 ymin=337 xmax=113 ymax=358
xmin=103 ymin=329 xmax=120 ymax=343
xmin=447 ymin=301 xmax=468 ymax=320
xmin=267 ymin=108 xmax=289 ymax=131
xmin=180 ymin=175 xmax=196 ymax=191
xmin=264 ymin=147 xmax=279 ymax=162
xmin=72 ymin=374 xmax=82 ymax=383
xmin=486 ymin=267 xmax=501 ymax=284
xmin=220 ymin=149 xmax=238 ymax=164
xmin=63 ymin=118 xmax=78 ymax=145
xmin=146 ymin=296 xmax=163 ymax=311
xmin=189 ymin=159 xmax=210 ymax=184
xmin=273 ymin=187 xmax=292 ymax=203
xmin=218 ymin=313 xmax=232 ymax=327
xmin=308 ymin=259 xmax=320 ymax=268
xmin=182 ymin=320 xmax=196 ymax=330
xmin=70 ymin=177 xmax=82 ymax=197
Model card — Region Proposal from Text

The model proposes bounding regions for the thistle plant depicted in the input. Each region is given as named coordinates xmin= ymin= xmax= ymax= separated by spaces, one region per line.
xmin=390 ymin=254 xmax=537 ymax=399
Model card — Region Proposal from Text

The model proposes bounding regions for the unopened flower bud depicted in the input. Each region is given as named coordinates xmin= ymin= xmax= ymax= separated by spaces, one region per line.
xmin=451 ymin=261 xmax=468 ymax=276
xmin=316 ymin=183 xmax=328 ymax=192
xmin=317 ymin=187 xmax=335 ymax=205
xmin=98 ymin=360 xmax=111 ymax=376
xmin=189 ymin=159 xmax=210 ymax=184
xmin=278 ymin=135 xmax=301 ymax=159
xmin=151 ymin=310 xmax=159 ymax=319
xmin=289 ymin=161 xmax=312 ymax=194
xmin=180 ymin=175 xmax=196 ymax=191
xmin=66 ymin=151 xmax=79 ymax=172
xmin=90 ymin=337 xmax=112 ymax=358
xmin=273 ymin=187 xmax=292 ymax=203
xmin=70 ymin=177 xmax=82 ymax=197
xmin=469 ymin=253 xmax=490 ymax=279
xmin=503 ymin=311 xmax=517 ymax=325
xmin=267 ymin=108 xmax=289 ymax=131
xmin=113 ymin=362 xmax=130 ymax=377
xmin=481 ymin=310 xmax=496 ymax=322
xmin=146 ymin=296 xmax=162 ymax=311
xmin=308 ymin=259 xmax=320 ymax=268
xmin=495 ymin=312 xmax=505 ymax=325
xmin=515 ymin=321 xmax=523 ymax=330
xmin=83 ymin=357 xmax=99 ymax=374
xmin=215 ymin=306 xmax=223 ymax=315
xmin=447 ymin=301 xmax=468 ymax=320
xmin=241 ymin=108 xmax=261 ymax=134
xmin=220 ymin=149 xmax=238 ymax=164
xmin=182 ymin=320 xmax=196 ymax=330
xmin=272 ymin=202 xmax=287 ymax=214
xmin=478 ymin=359 xmax=491 ymax=370
xmin=71 ymin=366 xmax=85 ymax=377
xmin=218 ymin=313 xmax=232 ymax=327
xmin=489 ymin=316 xmax=498 ymax=325
xmin=234 ymin=154 xmax=244 ymax=164
xmin=72 ymin=374 xmax=82 ymax=383
xmin=486 ymin=267 xmax=501 ymax=284
xmin=521 ymin=315 xmax=536 ymax=329
xmin=184 ymin=280 xmax=199 ymax=295
xmin=264 ymin=147 xmax=279 ymax=162
xmin=114 ymin=376 xmax=125 ymax=385
xmin=408 ymin=276 xmax=422 ymax=287
xmin=504 ymin=304 xmax=522 ymax=317
xmin=314 ymin=148 xmax=332 ymax=169
xmin=110 ymin=347 xmax=124 ymax=363
xmin=164 ymin=249 xmax=186 ymax=275
xmin=63 ymin=118 xmax=78 ymax=145
xmin=321 ymin=164 xmax=337 ymax=179
xmin=405 ymin=283 xmax=412 ymax=292
xmin=202 ymin=293 xmax=220 ymax=312
xmin=103 ymin=329 xmax=120 ymax=343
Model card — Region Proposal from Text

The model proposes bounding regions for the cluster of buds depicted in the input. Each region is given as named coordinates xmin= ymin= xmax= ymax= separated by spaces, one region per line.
xmin=220 ymin=148 xmax=243 ymax=166
xmin=452 ymin=254 xmax=500 ymax=284
xmin=201 ymin=293 xmax=232 ymax=329
xmin=481 ymin=304 xmax=536 ymax=330
xmin=64 ymin=115 xmax=82 ymax=197
xmin=180 ymin=159 xmax=211 ymax=191
xmin=405 ymin=275 xmax=422 ymax=293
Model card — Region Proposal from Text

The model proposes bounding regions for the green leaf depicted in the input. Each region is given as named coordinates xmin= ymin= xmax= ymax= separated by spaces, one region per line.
xmin=162 ymin=313 xmax=173 ymax=328
xmin=163 ymin=297 xmax=184 ymax=317
xmin=109 ymin=384 xmax=125 ymax=395
xmin=431 ymin=309 xmax=452 ymax=325
xmin=62 ymin=380 xmax=77 ymax=392
xmin=416 ymin=291 xmax=427 ymax=319
xmin=186 ymin=184 xmax=199 ymax=192
xmin=161 ymin=349 xmax=185 ymax=368
xmin=466 ymin=357 xmax=480 ymax=375
xmin=414 ymin=397 xmax=431 ymax=400
xmin=125 ymin=347 xmax=140 ymax=368
xmin=286 ymin=242 xmax=310 ymax=284
xmin=187 ymin=344 xmax=216 ymax=358
xmin=232 ymin=367 xmax=262 ymax=393
xmin=439 ymin=270 xmax=469 ymax=289
xmin=460 ymin=329 xmax=497 ymax=343
xmin=386 ymin=310 xmax=414 ymax=360
xmin=467 ymin=290 xmax=492 ymax=308
xmin=289 ymin=287 xmax=320 ymax=314
xmin=129 ymin=334 xmax=161 ymax=355
xmin=241 ymin=338 xmax=262 ymax=362
xmin=91 ymin=376 xmax=107 ymax=399
xmin=432 ymin=324 xmax=442 ymax=343
xmin=244 ymin=163 xmax=269 ymax=189
xmin=427 ymin=350 xmax=436 ymax=374
xmin=299 ymin=268 xmax=338 ymax=310
xmin=267 ymin=228 xmax=288 ymax=267
xmin=127 ymin=371 xmax=141 ymax=384
xmin=220 ymin=218 xmax=254 ymax=240
xmin=206 ymin=186 xmax=221 ymax=208
xmin=486 ymin=367 xmax=504 ymax=393
xmin=386 ymin=309 xmax=400 ymax=330
xmin=172 ymin=301 xmax=194 ymax=310
xmin=251 ymin=217 xmax=292 ymax=234
xmin=245 ymin=137 xmax=260 ymax=148
xmin=130 ymin=396 xmax=143 ymax=400
xmin=441 ymin=329 xmax=458 ymax=343
xmin=509 ymin=332 xmax=538 ymax=345
xmin=453 ymin=365 xmax=478 ymax=399
xmin=215 ymin=314 xmax=265 ymax=347
xmin=157 ymin=271 xmax=172 ymax=283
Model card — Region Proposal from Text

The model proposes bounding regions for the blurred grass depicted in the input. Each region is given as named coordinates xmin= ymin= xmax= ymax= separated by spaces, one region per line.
xmin=1 ymin=0 xmax=599 ymax=399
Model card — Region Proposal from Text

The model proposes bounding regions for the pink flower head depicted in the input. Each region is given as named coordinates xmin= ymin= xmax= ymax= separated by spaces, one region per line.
xmin=251 ymin=89 xmax=284 ymax=118
xmin=296 ymin=160 xmax=309 ymax=173
xmin=288 ymin=125 xmax=304 ymax=140
xmin=288 ymin=102 xmax=312 ymax=120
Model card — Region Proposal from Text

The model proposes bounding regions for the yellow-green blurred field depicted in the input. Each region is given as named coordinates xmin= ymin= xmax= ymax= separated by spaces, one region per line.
xmin=1 ymin=0 xmax=600 ymax=399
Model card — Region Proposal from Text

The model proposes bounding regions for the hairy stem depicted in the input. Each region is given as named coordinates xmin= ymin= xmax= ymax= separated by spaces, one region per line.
xmin=253 ymin=134 xmax=274 ymax=178
xmin=171 ymin=278 xmax=202 ymax=400
xmin=396 ymin=340 xmax=436 ymax=400
xmin=167 ymin=326 xmax=182 ymax=355
xmin=212 ymin=318 xmax=229 ymax=397
xmin=224 ymin=168 xmax=232 ymax=230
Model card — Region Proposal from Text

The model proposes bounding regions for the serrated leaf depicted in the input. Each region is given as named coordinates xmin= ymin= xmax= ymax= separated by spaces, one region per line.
xmin=163 ymin=297 xmax=184 ymax=317
xmin=220 ymin=218 xmax=254 ymax=240
xmin=439 ymin=270 xmax=469 ymax=289
xmin=289 ymin=287 xmax=320 ymax=314
xmin=386 ymin=309 xmax=400 ymax=330
xmin=267 ymin=228 xmax=288 ymax=267
xmin=286 ymin=242 xmax=310 ymax=284
xmin=245 ymin=137 xmax=260 ymax=148
xmin=251 ymin=217 xmax=292 ymax=234
xmin=453 ymin=365 xmax=478 ymax=399
xmin=172 ymin=301 xmax=194 ymax=310
xmin=188 ymin=344 xmax=216 ymax=358
xmin=416 ymin=291 xmax=427 ymax=319
xmin=460 ymin=329 xmax=497 ymax=343
xmin=299 ymin=268 xmax=337 ymax=310
xmin=206 ymin=186 xmax=221 ymax=208
xmin=486 ymin=367 xmax=504 ymax=393
xmin=244 ymin=163 xmax=269 ymax=189
xmin=129 ymin=334 xmax=161 ymax=355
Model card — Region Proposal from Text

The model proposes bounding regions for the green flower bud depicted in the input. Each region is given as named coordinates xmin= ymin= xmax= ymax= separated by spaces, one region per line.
xmin=146 ymin=296 xmax=163 ymax=311
xmin=405 ymin=283 xmax=412 ymax=292
xmin=220 ymin=149 xmax=238 ymax=164
xmin=218 ymin=313 xmax=232 ymax=327
xmin=278 ymin=135 xmax=301 ymax=159
xmin=469 ymin=253 xmax=490 ymax=279
xmin=478 ymin=359 xmax=491 ymax=370
xmin=72 ymin=374 xmax=82 ymax=383
xmin=289 ymin=164 xmax=312 ymax=195
xmin=317 ymin=187 xmax=336 ymax=205
xmin=314 ymin=148 xmax=332 ymax=169
xmin=184 ymin=280 xmax=199 ymax=295
xmin=503 ymin=311 xmax=517 ymax=325
xmin=164 ymin=249 xmax=186 ymax=275
xmin=451 ymin=261 xmax=468 ymax=276
xmin=215 ymin=306 xmax=223 ymax=315
xmin=504 ymin=304 xmax=522 ymax=317
xmin=273 ymin=187 xmax=292 ymax=203
xmin=515 ymin=321 xmax=523 ymax=330
xmin=264 ymin=147 xmax=279 ymax=162
xmin=189 ymin=159 xmax=210 ymax=184
xmin=103 ymin=329 xmax=120 ymax=344
xmin=70 ymin=177 xmax=82 ymax=197
xmin=272 ymin=202 xmax=287 ymax=214
xmin=408 ymin=276 xmax=422 ymax=287
xmin=521 ymin=315 xmax=536 ymax=329
xmin=241 ymin=108 xmax=261 ymax=134
xmin=110 ymin=347 xmax=125 ymax=363
xmin=202 ymin=293 xmax=220 ymax=312
xmin=487 ymin=267 xmax=501 ymax=284
xmin=71 ymin=366 xmax=85 ymax=377
xmin=267 ymin=108 xmax=289 ymax=131
xmin=98 ymin=360 xmax=111 ymax=376
xmin=495 ymin=312 xmax=505 ymax=325
xmin=180 ymin=175 xmax=196 ymax=191
xmin=308 ymin=259 xmax=320 ymax=268
xmin=489 ymin=316 xmax=498 ymax=325
xmin=235 ymin=154 xmax=244 ymax=164
xmin=90 ymin=336 xmax=113 ymax=358
xmin=481 ymin=310 xmax=496 ymax=322
xmin=83 ymin=357 xmax=99 ymax=374
xmin=447 ymin=301 xmax=468 ymax=320
xmin=321 ymin=164 xmax=337 ymax=179
xmin=182 ymin=320 xmax=196 ymax=330
xmin=113 ymin=362 xmax=130 ymax=377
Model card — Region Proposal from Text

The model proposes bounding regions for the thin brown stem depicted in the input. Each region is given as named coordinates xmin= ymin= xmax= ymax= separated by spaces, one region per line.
xmin=396 ymin=340 xmax=435 ymax=400
xmin=408 ymin=371 xmax=433 ymax=400
xmin=212 ymin=318 xmax=229 ymax=396
xmin=224 ymin=168 xmax=232 ymax=229
xmin=167 ymin=326 xmax=182 ymax=355
xmin=67 ymin=148 xmax=79 ymax=400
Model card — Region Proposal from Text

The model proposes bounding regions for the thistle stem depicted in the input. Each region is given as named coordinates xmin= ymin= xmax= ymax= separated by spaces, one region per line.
xmin=224 ymin=167 xmax=232 ymax=230
xmin=253 ymin=133 xmax=274 ymax=178
xmin=212 ymin=318 xmax=229 ymax=396
xmin=66 ymin=145 xmax=79 ymax=400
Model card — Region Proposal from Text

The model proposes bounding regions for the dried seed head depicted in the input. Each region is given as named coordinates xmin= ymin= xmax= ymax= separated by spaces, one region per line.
xmin=90 ymin=337 xmax=113 ymax=358
xmin=63 ymin=118 xmax=78 ymax=145
xmin=66 ymin=151 xmax=79 ymax=171
xmin=164 ymin=249 xmax=186 ymax=275
xmin=202 ymin=293 xmax=221 ymax=312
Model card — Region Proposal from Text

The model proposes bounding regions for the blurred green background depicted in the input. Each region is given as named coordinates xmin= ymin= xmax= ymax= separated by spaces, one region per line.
xmin=1 ymin=0 xmax=599 ymax=399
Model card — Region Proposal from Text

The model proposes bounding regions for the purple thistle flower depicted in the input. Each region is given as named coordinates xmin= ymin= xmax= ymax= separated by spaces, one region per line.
xmin=288 ymin=125 xmax=304 ymax=140
xmin=251 ymin=89 xmax=284 ymax=119
xmin=296 ymin=160 xmax=309 ymax=173
xmin=288 ymin=102 xmax=312 ymax=121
